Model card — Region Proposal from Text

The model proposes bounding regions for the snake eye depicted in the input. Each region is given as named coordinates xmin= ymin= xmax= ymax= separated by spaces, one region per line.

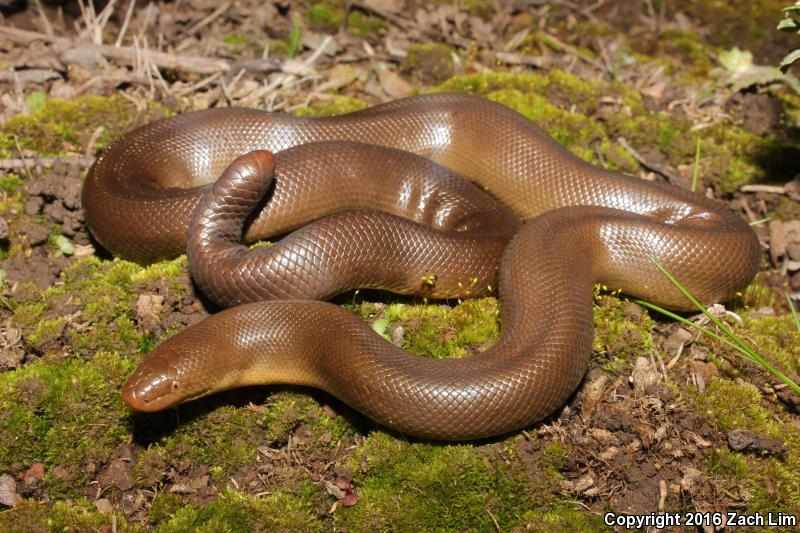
xmin=172 ymin=381 xmax=180 ymax=391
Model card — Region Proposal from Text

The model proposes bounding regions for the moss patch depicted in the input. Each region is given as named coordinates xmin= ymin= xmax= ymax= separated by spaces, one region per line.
xmin=306 ymin=1 xmax=387 ymax=37
xmin=0 ymin=95 xmax=167 ymax=157
xmin=0 ymin=351 xmax=134 ymax=497
xmin=436 ymin=71 xmax=800 ymax=192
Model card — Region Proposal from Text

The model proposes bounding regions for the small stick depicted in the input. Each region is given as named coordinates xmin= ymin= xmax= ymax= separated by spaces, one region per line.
xmin=0 ymin=26 xmax=285 ymax=76
xmin=12 ymin=136 xmax=33 ymax=181
xmin=115 ymin=0 xmax=136 ymax=47
xmin=740 ymin=184 xmax=787 ymax=194
xmin=0 ymin=155 xmax=96 ymax=170
xmin=185 ymin=1 xmax=231 ymax=36
xmin=617 ymin=137 xmax=681 ymax=186
xmin=33 ymin=0 xmax=54 ymax=37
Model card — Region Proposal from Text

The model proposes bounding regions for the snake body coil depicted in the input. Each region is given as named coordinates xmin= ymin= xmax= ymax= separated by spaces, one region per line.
xmin=82 ymin=94 xmax=760 ymax=440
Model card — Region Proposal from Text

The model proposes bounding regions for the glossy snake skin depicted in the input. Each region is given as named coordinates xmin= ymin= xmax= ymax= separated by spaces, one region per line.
xmin=82 ymin=94 xmax=760 ymax=440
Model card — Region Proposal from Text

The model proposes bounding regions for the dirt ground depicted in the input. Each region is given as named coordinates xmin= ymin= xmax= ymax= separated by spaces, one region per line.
xmin=0 ymin=0 xmax=799 ymax=531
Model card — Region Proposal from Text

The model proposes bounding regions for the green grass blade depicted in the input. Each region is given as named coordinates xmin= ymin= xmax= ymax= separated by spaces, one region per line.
xmin=643 ymin=258 xmax=800 ymax=395
xmin=634 ymin=299 xmax=750 ymax=356
xmin=288 ymin=14 xmax=302 ymax=59
xmin=691 ymin=139 xmax=701 ymax=192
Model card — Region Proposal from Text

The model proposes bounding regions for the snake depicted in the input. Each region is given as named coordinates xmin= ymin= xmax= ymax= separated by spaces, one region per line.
xmin=81 ymin=93 xmax=760 ymax=440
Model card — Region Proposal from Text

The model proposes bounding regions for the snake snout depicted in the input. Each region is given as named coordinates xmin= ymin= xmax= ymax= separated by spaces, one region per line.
xmin=121 ymin=355 xmax=181 ymax=412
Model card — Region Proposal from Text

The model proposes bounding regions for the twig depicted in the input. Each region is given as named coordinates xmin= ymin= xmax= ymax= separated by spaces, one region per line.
xmin=33 ymin=0 xmax=54 ymax=37
xmin=495 ymin=52 xmax=547 ymax=68
xmin=0 ymin=26 xmax=285 ymax=76
xmin=77 ymin=0 xmax=117 ymax=45
xmin=536 ymin=30 xmax=605 ymax=71
xmin=0 ymin=155 xmax=96 ymax=170
xmin=185 ymin=1 xmax=231 ymax=36
xmin=617 ymin=137 xmax=681 ymax=186
xmin=740 ymin=184 xmax=787 ymax=194
xmin=349 ymin=0 xmax=413 ymax=31
xmin=12 ymin=136 xmax=33 ymax=181
xmin=553 ymin=0 xmax=603 ymax=24
xmin=0 ymin=69 xmax=62 ymax=85
xmin=115 ymin=0 xmax=136 ymax=47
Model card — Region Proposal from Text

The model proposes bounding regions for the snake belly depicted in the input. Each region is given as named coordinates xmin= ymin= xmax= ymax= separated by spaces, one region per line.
xmin=81 ymin=94 xmax=761 ymax=440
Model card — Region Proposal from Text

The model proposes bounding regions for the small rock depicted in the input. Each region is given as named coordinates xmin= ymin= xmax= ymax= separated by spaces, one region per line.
xmin=24 ymin=197 xmax=43 ymax=216
xmin=664 ymin=327 xmax=694 ymax=353
xmin=334 ymin=477 xmax=358 ymax=506
xmin=333 ymin=465 xmax=353 ymax=482
xmin=727 ymin=429 xmax=788 ymax=458
xmin=621 ymin=301 xmax=644 ymax=321
xmin=788 ymin=243 xmax=800 ymax=262
xmin=0 ymin=217 xmax=7 ymax=240
xmin=0 ymin=474 xmax=20 ymax=507
xmin=61 ymin=44 xmax=108 ymax=70
xmin=98 ymin=459 xmax=134 ymax=491
xmin=18 ymin=221 xmax=49 ymax=246
xmin=189 ymin=475 xmax=209 ymax=491
xmin=168 ymin=483 xmax=194 ymax=494
xmin=0 ymin=347 xmax=24 ymax=371
xmin=690 ymin=360 xmax=719 ymax=391
xmin=136 ymin=294 xmax=165 ymax=328
xmin=94 ymin=498 xmax=113 ymax=513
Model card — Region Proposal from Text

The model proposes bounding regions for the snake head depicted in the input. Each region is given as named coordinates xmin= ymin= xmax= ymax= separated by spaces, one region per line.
xmin=121 ymin=342 xmax=214 ymax=412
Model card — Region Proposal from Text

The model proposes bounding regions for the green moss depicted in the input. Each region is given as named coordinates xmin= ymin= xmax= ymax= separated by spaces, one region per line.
xmin=0 ymin=172 xmax=26 ymax=215
xmin=706 ymin=447 xmax=751 ymax=479
xmin=348 ymin=297 xmax=499 ymax=359
xmin=143 ymin=405 xmax=263 ymax=477
xmin=347 ymin=10 xmax=387 ymax=37
xmin=522 ymin=503 xmax=611 ymax=532
xmin=294 ymin=95 xmax=368 ymax=117
xmin=401 ymin=43 xmax=455 ymax=84
xmin=656 ymin=29 xmax=714 ymax=75
xmin=0 ymin=351 xmax=133 ymax=497
xmin=693 ymin=379 xmax=778 ymax=436
xmin=307 ymin=1 xmax=386 ymax=36
xmin=438 ymin=70 xmax=800 ymax=191
xmin=13 ymin=256 xmax=188 ymax=356
xmin=155 ymin=487 xmax=322 ymax=532
xmin=741 ymin=314 xmax=800 ymax=378
xmin=149 ymin=493 xmax=185 ymax=525
xmin=0 ymin=95 xmax=166 ymax=157
xmin=697 ymin=382 xmax=800 ymax=524
xmin=307 ymin=2 xmax=341 ymax=33
xmin=259 ymin=391 xmax=351 ymax=445
xmin=222 ymin=33 xmax=247 ymax=47
xmin=0 ymin=499 xmax=139 ymax=532
xmin=593 ymin=292 xmax=657 ymax=365
xmin=661 ymin=0 xmax=792 ymax=62
xmin=336 ymin=432 xmax=528 ymax=530
xmin=0 ymin=172 xmax=23 ymax=193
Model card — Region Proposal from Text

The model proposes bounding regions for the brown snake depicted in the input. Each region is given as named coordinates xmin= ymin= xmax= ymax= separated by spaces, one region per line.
xmin=81 ymin=94 xmax=760 ymax=440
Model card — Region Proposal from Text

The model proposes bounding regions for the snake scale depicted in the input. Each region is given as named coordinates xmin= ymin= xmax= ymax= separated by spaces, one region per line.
xmin=81 ymin=94 xmax=760 ymax=440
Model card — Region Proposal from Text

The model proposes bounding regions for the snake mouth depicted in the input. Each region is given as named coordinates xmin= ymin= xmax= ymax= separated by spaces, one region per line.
xmin=120 ymin=354 xmax=184 ymax=412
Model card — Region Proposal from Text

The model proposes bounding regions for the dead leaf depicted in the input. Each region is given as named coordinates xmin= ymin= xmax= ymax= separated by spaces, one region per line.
xmin=378 ymin=69 xmax=412 ymax=98
xmin=136 ymin=294 xmax=165 ymax=328
xmin=318 ymin=64 xmax=359 ymax=92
